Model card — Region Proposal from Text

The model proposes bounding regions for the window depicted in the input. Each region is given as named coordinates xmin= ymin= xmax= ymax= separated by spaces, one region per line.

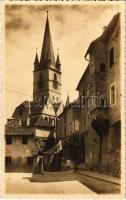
xmin=109 ymin=47 xmax=114 ymax=67
xmin=54 ymin=73 xmax=57 ymax=81
xmin=5 ymin=156 xmax=12 ymax=166
xmin=100 ymin=63 xmax=106 ymax=72
xmin=45 ymin=117 xmax=48 ymax=121
xmin=56 ymin=97 xmax=58 ymax=102
xmin=101 ymin=98 xmax=107 ymax=107
xmin=27 ymin=157 xmax=33 ymax=165
xmin=110 ymin=85 xmax=116 ymax=105
xmin=22 ymin=136 xmax=28 ymax=145
xmin=6 ymin=136 xmax=12 ymax=145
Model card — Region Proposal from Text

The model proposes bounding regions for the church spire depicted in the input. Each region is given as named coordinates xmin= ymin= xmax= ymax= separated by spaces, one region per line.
xmin=34 ymin=50 xmax=39 ymax=70
xmin=40 ymin=11 xmax=55 ymax=67
xmin=34 ymin=51 xmax=39 ymax=64
xmin=65 ymin=94 xmax=70 ymax=107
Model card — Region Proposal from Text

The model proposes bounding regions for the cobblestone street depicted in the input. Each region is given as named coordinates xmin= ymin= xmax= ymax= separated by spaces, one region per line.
xmin=5 ymin=172 xmax=96 ymax=195
xmin=5 ymin=171 xmax=120 ymax=195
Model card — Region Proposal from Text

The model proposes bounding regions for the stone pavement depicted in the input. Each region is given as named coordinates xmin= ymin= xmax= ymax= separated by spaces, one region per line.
xmin=76 ymin=170 xmax=121 ymax=185
xmin=5 ymin=172 xmax=96 ymax=195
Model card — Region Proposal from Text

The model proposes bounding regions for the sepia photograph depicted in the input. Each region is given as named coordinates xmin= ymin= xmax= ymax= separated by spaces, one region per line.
xmin=3 ymin=1 xmax=125 ymax=198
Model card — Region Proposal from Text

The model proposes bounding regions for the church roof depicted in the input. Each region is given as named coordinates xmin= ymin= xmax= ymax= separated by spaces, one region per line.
xmin=34 ymin=51 xmax=39 ymax=65
xmin=40 ymin=12 xmax=55 ymax=67
xmin=65 ymin=95 xmax=70 ymax=107
xmin=56 ymin=54 xmax=61 ymax=68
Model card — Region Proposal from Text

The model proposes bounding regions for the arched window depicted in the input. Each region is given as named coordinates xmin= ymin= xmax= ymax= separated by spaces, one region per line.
xmin=53 ymin=74 xmax=58 ymax=89
xmin=54 ymin=73 xmax=57 ymax=81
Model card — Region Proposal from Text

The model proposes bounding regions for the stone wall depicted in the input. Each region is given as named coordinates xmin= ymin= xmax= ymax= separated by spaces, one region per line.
xmin=77 ymin=14 xmax=121 ymax=177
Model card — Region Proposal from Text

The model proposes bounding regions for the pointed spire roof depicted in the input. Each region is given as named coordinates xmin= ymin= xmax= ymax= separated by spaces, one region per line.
xmin=56 ymin=52 xmax=61 ymax=66
xmin=34 ymin=51 xmax=39 ymax=65
xmin=65 ymin=94 xmax=70 ymax=107
xmin=40 ymin=11 xmax=55 ymax=67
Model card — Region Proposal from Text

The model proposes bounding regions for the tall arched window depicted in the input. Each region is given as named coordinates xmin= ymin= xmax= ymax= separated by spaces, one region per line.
xmin=53 ymin=73 xmax=58 ymax=89
xmin=54 ymin=73 xmax=57 ymax=81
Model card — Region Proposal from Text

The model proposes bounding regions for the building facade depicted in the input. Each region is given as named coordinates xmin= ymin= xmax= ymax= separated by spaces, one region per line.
xmin=77 ymin=13 xmax=121 ymax=177
xmin=5 ymin=118 xmax=37 ymax=172
xmin=56 ymin=97 xmax=85 ymax=164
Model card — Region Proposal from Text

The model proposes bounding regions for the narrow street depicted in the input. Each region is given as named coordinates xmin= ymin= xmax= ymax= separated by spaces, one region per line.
xmin=5 ymin=171 xmax=120 ymax=195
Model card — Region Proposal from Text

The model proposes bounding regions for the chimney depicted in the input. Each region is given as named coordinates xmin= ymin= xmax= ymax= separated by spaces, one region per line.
xmin=7 ymin=118 xmax=15 ymax=124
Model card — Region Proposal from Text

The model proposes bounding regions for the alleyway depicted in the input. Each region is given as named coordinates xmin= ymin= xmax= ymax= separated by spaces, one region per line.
xmin=5 ymin=171 xmax=120 ymax=195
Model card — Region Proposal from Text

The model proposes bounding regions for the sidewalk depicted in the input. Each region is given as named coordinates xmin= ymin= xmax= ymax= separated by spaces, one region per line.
xmin=76 ymin=170 xmax=121 ymax=185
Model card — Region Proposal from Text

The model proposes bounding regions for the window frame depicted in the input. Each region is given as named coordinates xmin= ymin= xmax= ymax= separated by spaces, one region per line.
xmin=54 ymin=73 xmax=57 ymax=81
xmin=22 ymin=136 xmax=28 ymax=145
xmin=6 ymin=136 xmax=12 ymax=145
xmin=110 ymin=83 xmax=116 ymax=106
xmin=5 ymin=156 xmax=12 ymax=166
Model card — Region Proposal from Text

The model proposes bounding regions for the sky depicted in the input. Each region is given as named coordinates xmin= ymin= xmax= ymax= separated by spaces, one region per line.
xmin=4 ymin=2 xmax=123 ymax=122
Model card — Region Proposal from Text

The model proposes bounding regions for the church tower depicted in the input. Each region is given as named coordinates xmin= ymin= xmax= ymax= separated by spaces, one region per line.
xmin=33 ymin=12 xmax=62 ymax=103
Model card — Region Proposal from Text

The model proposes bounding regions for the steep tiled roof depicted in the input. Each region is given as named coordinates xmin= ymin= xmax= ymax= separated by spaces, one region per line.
xmin=12 ymin=100 xmax=30 ymax=117
xmin=76 ymin=64 xmax=90 ymax=90
xmin=5 ymin=120 xmax=33 ymax=136
xmin=35 ymin=116 xmax=54 ymax=127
